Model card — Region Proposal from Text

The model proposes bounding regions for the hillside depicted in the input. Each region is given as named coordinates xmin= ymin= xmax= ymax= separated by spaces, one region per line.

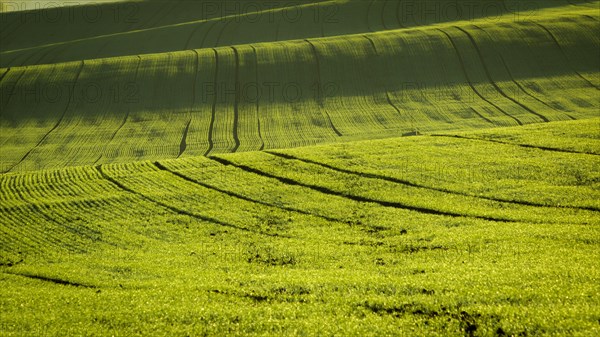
xmin=1 ymin=0 xmax=599 ymax=172
xmin=1 ymin=118 xmax=599 ymax=335
xmin=1 ymin=1 xmax=599 ymax=335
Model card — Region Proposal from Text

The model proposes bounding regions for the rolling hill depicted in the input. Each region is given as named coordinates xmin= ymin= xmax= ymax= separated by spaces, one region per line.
xmin=1 ymin=0 xmax=598 ymax=172
xmin=1 ymin=118 xmax=599 ymax=335
xmin=0 ymin=0 xmax=599 ymax=336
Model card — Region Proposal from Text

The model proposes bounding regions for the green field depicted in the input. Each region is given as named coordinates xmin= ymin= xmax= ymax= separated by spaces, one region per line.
xmin=1 ymin=0 xmax=599 ymax=336
xmin=1 ymin=0 xmax=599 ymax=172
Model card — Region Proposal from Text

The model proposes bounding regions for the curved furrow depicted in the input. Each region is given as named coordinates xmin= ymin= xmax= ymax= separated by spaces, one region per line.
xmin=250 ymin=45 xmax=265 ymax=151
xmin=0 ymin=67 xmax=25 ymax=113
xmin=32 ymin=203 xmax=102 ymax=244
xmin=154 ymin=161 xmax=339 ymax=223
xmin=362 ymin=34 xmax=378 ymax=53
xmin=0 ymin=220 xmax=45 ymax=255
xmin=107 ymin=56 xmax=142 ymax=141
xmin=304 ymin=39 xmax=343 ymax=137
xmin=579 ymin=14 xmax=599 ymax=22
xmin=191 ymin=49 xmax=200 ymax=107
xmin=498 ymin=53 xmax=576 ymax=120
xmin=32 ymin=42 xmax=74 ymax=67
xmin=430 ymin=134 xmax=600 ymax=157
xmin=0 ymin=16 xmax=20 ymax=43
xmin=435 ymin=28 xmax=523 ymax=126
xmin=469 ymin=24 xmax=576 ymax=120
xmin=0 ymin=175 xmax=30 ymax=206
xmin=0 ymin=2 xmax=283 ymax=52
xmin=453 ymin=26 xmax=550 ymax=123
xmin=204 ymin=48 xmax=219 ymax=156
xmin=94 ymin=55 xmax=142 ymax=164
xmin=177 ymin=49 xmax=200 ymax=158
xmin=384 ymin=92 xmax=404 ymax=119
xmin=0 ymin=211 xmax=52 ymax=251
xmin=530 ymin=20 xmax=599 ymax=90
xmin=95 ymin=164 xmax=285 ymax=238
xmin=1 ymin=272 xmax=95 ymax=288
xmin=5 ymin=205 xmax=84 ymax=253
xmin=209 ymin=156 xmax=516 ymax=223
xmin=0 ymin=194 xmax=133 ymax=219
xmin=231 ymin=46 xmax=241 ymax=152
xmin=8 ymin=45 xmax=52 ymax=68
xmin=0 ymin=223 xmax=37 ymax=255
xmin=468 ymin=107 xmax=496 ymax=125
xmin=6 ymin=60 xmax=85 ymax=173
xmin=0 ymin=68 xmax=9 ymax=82
xmin=265 ymin=151 xmax=599 ymax=212
xmin=0 ymin=1 xmax=333 ymax=65
xmin=91 ymin=154 xmax=104 ymax=166
xmin=37 ymin=197 xmax=137 ymax=248
xmin=362 ymin=34 xmax=413 ymax=127
xmin=2 ymin=178 xmax=100 ymax=207
xmin=178 ymin=120 xmax=191 ymax=158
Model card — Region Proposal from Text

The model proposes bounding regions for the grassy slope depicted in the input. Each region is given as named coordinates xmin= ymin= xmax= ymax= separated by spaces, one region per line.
xmin=1 ymin=119 xmax=599 ymax=336
xmin=0 ymin=0 xmax=594 ymax=65
xmin=0 ymin=1 xmax=599 ymax=335
xmin=1 ymin=0 xmax=599 ymax=172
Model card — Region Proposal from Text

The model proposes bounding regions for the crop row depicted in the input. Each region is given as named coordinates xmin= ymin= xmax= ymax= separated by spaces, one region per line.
xmin=1 ymin=0 xmax=596 ymax=68
xmin=2 ymin=119 xmax=598 ymax=264
xmin=1 ymin=9 xmax=598 ymax=172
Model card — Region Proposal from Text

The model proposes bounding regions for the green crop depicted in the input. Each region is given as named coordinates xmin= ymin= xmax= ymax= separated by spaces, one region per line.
xmin=0 ymin=1 xmax=598 ymax=336
xmin=2 ymin=119 xmax=599 ymax=336
xmin=1 ymin=1 xmax=598 ymax=172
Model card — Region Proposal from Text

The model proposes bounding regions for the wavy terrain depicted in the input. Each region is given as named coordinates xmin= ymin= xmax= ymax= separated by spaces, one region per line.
xmin=0 ymin=1 xmax=599 ymax=336
xmin=1 ymin=0 xmax=598 ymax=172
xmin=1 ymin=118 xmax=600 ymax=335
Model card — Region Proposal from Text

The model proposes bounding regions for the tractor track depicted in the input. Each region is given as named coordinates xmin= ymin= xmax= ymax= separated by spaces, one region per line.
xmin=453 ymin=25 xmax=550 ymax=123
xmin=265 ymin=151 xmax=600 ymax=213
xmin=96 ymin=164 xmax=287 ymax=238
xmin=154 ymin=161 xmax=340 ymax=223
xmin=435 ymin=28 xmax=523 ymax=126
xmin=209 ymin=156 xmax=518 ymax=223
xmin=305 ymin=39 xmax=343 ymax=137
xmin=7 ymin=60 xmax=85 ymax=173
